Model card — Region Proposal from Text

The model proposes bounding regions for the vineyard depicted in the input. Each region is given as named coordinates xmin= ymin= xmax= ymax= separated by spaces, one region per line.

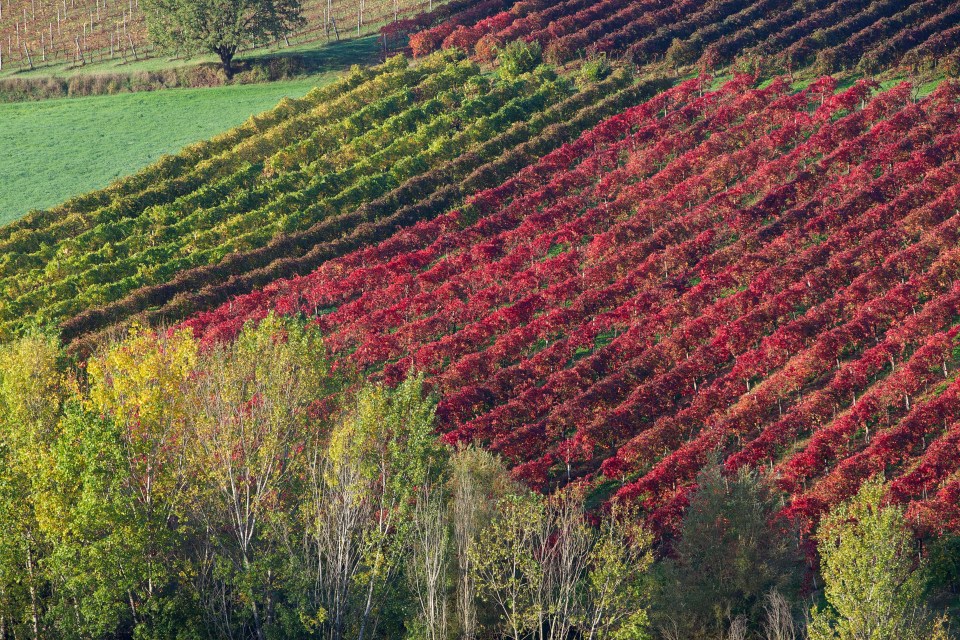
xmin=0 ymin=50 xmax=671 ymax=341
xmin=0 ymin=0 xmax=442 ymax=73
xmin=0 ymin=0 xmax=957 ymax=538
xmin=396 ymin=0 xmax=960 ymax=75
xmin=176 ymin=75 xmax=960 ymax=539
xmin=3 ymin=0 xmax=960 ymax=636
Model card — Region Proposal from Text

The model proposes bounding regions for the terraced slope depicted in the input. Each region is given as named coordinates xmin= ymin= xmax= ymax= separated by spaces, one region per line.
xmin=398 ymin=0 xmax=960 ymax=74
xmin=181 ymin=76 xmax=960 ymax=539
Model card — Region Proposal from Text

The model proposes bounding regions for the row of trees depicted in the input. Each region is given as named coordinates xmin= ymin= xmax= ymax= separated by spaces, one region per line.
xmin=0 ymin=318 xmax=653 ymax=639
xmin=1 ymin=321 xmax=955 ymax=638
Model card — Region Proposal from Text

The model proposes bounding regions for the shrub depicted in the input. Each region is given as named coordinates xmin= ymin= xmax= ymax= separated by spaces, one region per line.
xmin=498 ymin=39 xmax=543 ymax=78
xmin=577 ymin=53 xmax=612 ymax=87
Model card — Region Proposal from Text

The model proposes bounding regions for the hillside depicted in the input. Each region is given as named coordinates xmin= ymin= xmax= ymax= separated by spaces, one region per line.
xmin=1 ymin=51 xmax=657 ymax=340
xmin=399 ymin=0 xmax=960 ymax=74
xmin=0 ymin=0 xmax=949 ymax=348
xmin=0 ymin=0 xmax=957 ymax=536
xmin=181 ymin=74 xmax=960 ymax=539
xmin=1 ymin=1 xmax=960 ymax=637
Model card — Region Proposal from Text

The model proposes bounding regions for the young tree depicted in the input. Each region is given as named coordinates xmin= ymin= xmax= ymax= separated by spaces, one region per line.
xmin=141 ymin=0 xmax=305 ymax=78
xmin=186 ymin=315 xmax=330 ymax=639
xmin=470 ymin=493 xmax=544 ymax=640
xmin=448 ymin=447 xmax=515 ymax=640
xmin=0 ymin=335 xmax=64 ymax=640
xmin=300 ymin=372 xmax=443 ymax=640
xmin=407 ymin=476 xmax=451 ymax=640
xmin=762 ymin=590 xmax=798 ymax=640
xmin=41 ymin=407 xmax=173 ymax=638
xmin=808 ymin=479 xmax=931 ymax=640
xmin=534 ymin=490 xmax=594 ymax=640
xmin=579 ymin=503 xmax=654 ymax=640
xmin=87 ymin=326 xmax=198 ymax=622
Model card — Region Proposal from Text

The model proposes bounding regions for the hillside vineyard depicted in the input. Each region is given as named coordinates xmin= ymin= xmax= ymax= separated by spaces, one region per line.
xmin=0 ymin=52 xmax=574 ymax=334
xmin=180 ymin=76 xmax=960 ymax=538
xmin=402 ymin=0 xmax=960 ymax=72
xmin=8 ymin=0 xmax=960 ymax=635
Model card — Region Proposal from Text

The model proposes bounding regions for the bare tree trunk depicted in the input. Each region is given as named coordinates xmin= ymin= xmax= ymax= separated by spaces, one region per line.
xmin=25 ymin=540 xmax=40 ymax=640
xmin=127 ymin=32 xmax=138 ymax=60
xmin=451 ymin=454 xmax=484 ymax=640
xmin=540 ymin=493 xmax=591 ymax=640
xmin=216 ymin=46 xmax=235 ymax=79
xmin=409 ymin=481 xmax=450 ymax=640
xmin=763 ymin=590 xmax=797 ymax=640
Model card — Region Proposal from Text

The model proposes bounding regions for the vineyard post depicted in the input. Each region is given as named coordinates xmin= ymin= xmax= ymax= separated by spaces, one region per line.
xmin=22 ymin=42 xmax=33 ymax=69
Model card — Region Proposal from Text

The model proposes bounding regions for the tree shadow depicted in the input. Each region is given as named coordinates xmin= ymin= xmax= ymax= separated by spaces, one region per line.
xmin=242 ymin=34 xmax=385 ymax=76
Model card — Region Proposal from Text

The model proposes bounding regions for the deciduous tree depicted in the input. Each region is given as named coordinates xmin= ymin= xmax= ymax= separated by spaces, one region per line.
xmin=809 ymin=479 xmax=932 ymax=640
xmin=141 ymin=0 xmax=305 ymax=78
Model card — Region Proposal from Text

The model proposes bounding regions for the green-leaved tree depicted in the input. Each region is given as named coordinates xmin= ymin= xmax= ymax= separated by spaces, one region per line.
xmin=141 ymin=0 xmax=306 ymax=78
xmin=809 ymin=479 xmax=932 ymax=640
xmin=652 ymin=461 xmax=804 ymax=639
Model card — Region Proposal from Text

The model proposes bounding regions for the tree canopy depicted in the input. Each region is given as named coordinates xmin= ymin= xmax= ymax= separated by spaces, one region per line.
xmin=141 ymin=0 xmax=305 ymax=77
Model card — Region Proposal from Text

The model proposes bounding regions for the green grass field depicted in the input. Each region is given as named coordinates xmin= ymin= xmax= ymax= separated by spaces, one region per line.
xmin=0 ymin=75 xmax=333 ymax=225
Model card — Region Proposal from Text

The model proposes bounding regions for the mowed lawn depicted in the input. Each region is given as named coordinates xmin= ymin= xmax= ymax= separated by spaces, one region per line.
xmin=0 ymin=77 xmax=328 ymax=225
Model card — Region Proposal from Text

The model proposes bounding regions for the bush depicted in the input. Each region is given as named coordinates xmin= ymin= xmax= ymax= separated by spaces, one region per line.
xmin=577 ymin=53 xmax=612 ymax=87
xmin=498 ymin=39 xmax=543 ymax=78
xmin=665 ymin=36 xmax=701 ymax=68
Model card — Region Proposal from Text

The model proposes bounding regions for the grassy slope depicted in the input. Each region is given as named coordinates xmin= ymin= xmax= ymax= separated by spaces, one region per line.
xmin=0 ymin=75 xmax=332 ymax=225
xmin=0 ymin=26 xmax=384 ymax=80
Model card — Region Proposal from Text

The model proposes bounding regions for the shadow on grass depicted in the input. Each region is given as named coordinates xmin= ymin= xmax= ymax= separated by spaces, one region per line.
xmin=245 ymin=34 xmax=385 ymax=75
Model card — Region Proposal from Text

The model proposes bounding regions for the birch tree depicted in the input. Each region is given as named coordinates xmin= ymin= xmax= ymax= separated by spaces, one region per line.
xmin=186 ymin=315 xmax=329 ymax=639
